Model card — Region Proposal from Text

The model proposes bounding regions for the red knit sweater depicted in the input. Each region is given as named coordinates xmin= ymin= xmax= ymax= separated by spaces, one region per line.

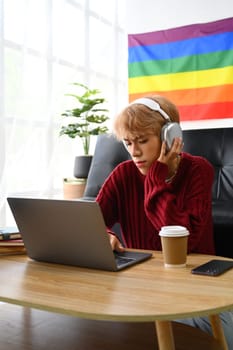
xmin=96 ymin=152 xmax=215 ymax=254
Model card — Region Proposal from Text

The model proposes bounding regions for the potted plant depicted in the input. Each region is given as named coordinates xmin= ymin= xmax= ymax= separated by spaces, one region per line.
xmin=60 ymin=83 xmax=109 ymax=179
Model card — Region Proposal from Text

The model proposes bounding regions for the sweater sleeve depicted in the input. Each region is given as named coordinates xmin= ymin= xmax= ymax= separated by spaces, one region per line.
xmin=144 ymin=155 xmax=215 ymax=253
xmin=96 ymin=164 xmax=123 ymax=231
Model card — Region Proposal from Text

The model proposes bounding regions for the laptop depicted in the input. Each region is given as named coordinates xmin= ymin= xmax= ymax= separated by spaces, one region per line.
xmin=7 ymin=197 xmax=152 ymax=271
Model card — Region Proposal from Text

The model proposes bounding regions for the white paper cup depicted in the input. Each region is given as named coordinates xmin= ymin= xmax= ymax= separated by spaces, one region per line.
xmin=159 ymin=226 xmax=189 ymax=268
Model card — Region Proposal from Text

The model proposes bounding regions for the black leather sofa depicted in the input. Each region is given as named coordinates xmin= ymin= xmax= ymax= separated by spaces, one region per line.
xmin=83 ymin=129 xmax=233 ymax=258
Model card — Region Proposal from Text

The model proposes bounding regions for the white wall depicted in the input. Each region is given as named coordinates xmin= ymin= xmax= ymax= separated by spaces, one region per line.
xmin=126 ymin=0 xmax=233 ymax=129
xmin=126 ymin=0 xmax=233 ymax=34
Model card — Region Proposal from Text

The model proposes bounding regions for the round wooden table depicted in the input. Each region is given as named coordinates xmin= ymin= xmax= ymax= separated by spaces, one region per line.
xmin=0 ymin=252 xmax=232 ymax=349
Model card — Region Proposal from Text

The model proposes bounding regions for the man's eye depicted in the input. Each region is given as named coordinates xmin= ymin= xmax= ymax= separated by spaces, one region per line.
xmin=139 ymin=139 xmax=148 ymax=144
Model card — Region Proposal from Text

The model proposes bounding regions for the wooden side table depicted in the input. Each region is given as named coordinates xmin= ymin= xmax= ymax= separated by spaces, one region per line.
xmin=63 ymin=178 xmax=86 ymax=199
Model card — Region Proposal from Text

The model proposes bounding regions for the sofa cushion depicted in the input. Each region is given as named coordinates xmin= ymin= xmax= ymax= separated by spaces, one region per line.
xmin=182 ymin=128 xmax=233 ymax=202
xmin=83 ymin=134 xmax=131 ymax=199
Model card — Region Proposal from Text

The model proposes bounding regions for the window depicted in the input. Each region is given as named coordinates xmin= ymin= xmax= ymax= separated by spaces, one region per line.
xmin=0 ymin=0 xmax=128 ymax=225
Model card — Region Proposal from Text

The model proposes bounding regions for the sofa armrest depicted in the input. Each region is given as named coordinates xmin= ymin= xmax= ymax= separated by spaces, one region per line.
xmin=83 ymin=134 xmax=130 ymax=198
xmin=212 ymin=200 xmax=233 ymax=226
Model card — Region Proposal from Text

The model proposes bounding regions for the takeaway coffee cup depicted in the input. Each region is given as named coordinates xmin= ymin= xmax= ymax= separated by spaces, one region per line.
xmin=159 ymin=226 xmax=190 ymax=268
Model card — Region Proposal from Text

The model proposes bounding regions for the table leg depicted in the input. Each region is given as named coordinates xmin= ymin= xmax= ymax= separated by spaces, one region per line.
xmin=155 ymin=320 xmax=175 ymax=350
xmin=209 ymin=314 xmax=228 ymax=350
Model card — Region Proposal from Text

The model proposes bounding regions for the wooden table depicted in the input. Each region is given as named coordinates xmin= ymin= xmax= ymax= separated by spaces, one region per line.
xmin=0 ymin=252 xmax=232 ymax=350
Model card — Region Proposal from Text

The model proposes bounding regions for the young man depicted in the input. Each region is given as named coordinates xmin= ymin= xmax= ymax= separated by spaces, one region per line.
xmin=96 ymin=95 xmax=233 ymax=348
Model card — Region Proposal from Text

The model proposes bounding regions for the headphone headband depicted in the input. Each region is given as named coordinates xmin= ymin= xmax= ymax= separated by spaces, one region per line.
xmin=130 ymin=98 xmax=171 ymax=122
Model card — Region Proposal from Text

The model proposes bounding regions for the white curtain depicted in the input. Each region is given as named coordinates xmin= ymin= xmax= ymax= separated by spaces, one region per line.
xmin=0 ymin=0 xmax=128 ymax=225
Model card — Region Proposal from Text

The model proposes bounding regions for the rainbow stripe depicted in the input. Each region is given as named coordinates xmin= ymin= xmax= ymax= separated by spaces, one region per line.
xmin=128 ymin=17 xmax=233 ymax=121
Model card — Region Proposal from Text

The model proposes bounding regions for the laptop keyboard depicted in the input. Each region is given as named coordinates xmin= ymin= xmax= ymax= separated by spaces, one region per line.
xmin=114 ymin=253 xmax=135 ymax=267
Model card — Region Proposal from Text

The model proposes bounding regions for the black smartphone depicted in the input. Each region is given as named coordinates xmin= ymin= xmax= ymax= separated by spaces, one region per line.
xmin=191 ymin=259 xmax=233 ymax=276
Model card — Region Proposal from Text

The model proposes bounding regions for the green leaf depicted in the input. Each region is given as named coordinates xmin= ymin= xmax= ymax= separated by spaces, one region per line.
xmin=59 ymin=82 xmax=109 ymax=154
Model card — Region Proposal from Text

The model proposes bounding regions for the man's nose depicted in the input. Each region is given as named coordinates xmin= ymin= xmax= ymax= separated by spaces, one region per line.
xmin=131 ymin=142 xmax=141 ymax=157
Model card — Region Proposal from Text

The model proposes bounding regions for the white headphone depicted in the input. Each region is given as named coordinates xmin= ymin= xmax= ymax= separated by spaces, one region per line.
xmin=130 ymin=97 xmax=172 ymax=121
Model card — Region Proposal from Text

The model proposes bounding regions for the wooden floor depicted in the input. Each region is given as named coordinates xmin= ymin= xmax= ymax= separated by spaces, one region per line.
xmin=0 ymin=302 xmax=223 ymax=350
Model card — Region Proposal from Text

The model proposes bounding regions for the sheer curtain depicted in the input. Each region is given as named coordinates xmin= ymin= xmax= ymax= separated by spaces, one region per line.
xmin=0 ymin=0 xmax=128 ymax=226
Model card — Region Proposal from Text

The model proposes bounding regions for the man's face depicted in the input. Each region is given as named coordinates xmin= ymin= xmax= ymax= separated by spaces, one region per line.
xmin=123 ymin=133 xmax=161 ymax=175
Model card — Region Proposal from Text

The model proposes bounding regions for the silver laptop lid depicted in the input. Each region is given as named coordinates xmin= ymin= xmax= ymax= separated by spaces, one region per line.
xmin=7 ymin=197 xmax=152 ymax=271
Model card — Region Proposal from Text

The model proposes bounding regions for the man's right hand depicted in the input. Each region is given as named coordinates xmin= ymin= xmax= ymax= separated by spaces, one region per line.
xmin=108 ymin=233 xmax=125 ymax=252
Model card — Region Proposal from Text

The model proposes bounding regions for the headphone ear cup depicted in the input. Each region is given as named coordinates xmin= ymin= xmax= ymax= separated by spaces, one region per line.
xmin=161 ymin=123 xmax=168 ymax=146
xmin=161 ymin=123 xmax=182 ymax=151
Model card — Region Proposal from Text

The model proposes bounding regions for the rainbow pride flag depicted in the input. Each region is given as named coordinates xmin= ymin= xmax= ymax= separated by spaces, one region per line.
xmin=128 ymin=17 xmax=233 ymax=121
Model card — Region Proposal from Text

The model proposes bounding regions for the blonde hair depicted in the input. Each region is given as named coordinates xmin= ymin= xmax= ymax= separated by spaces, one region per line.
xmin=113 ymin=95 xmax=180 ymax=140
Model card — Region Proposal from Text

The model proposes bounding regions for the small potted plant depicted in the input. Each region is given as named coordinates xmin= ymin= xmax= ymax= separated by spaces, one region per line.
xmin=60 ymin=82 xmax=109 ymax=179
